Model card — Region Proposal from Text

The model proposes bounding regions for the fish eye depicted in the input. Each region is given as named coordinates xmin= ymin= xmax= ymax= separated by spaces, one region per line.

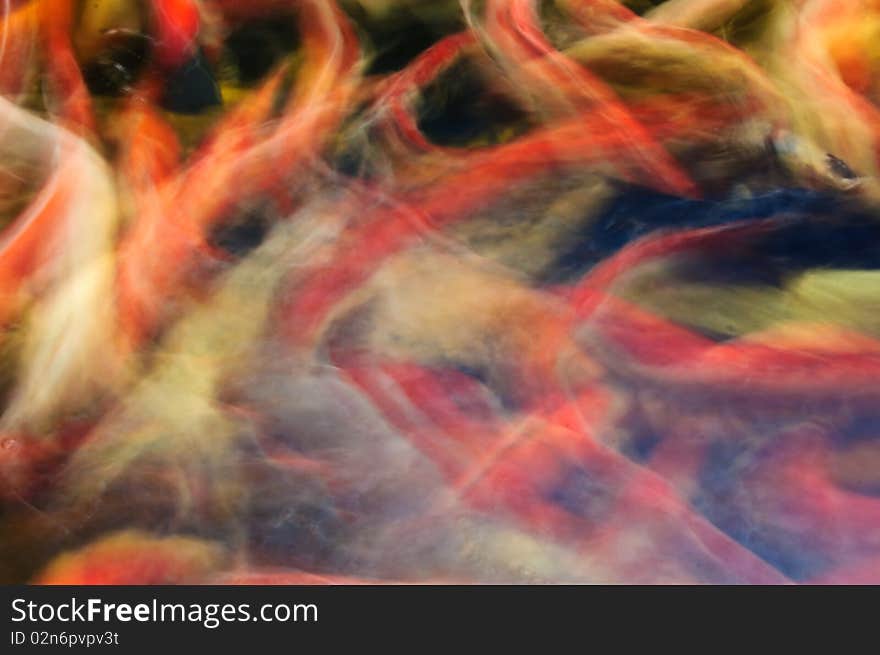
xmin=825 ymin=153 xmax=858 ymax=181
xmin=82 ymin=33 xmax=152 ymax=97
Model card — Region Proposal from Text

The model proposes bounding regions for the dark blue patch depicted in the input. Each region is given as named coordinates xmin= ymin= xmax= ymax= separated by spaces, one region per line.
xmin=623 ymin=431 xmax=663 ymax=462
xmin=695 ymin=440 xmax=827 ymax=580
xmin=162 ymin=49 xmax=222 ymax=115
xmin=545 ymin=465 xmax=614 ymax=524
xmin=542 ymin=186 xmax=880 ymax=285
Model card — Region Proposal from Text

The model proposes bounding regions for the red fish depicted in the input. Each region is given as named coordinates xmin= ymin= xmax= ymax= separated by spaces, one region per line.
xmin=149 ymin=0 xmax=201 ymax=70
xmin=38 ymin=0 xmax=95 ymax=132
xmin=340 ymin=359 xmax=788 ymax=583
xmin=116 ymin=0 xmax=360 ymax=347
